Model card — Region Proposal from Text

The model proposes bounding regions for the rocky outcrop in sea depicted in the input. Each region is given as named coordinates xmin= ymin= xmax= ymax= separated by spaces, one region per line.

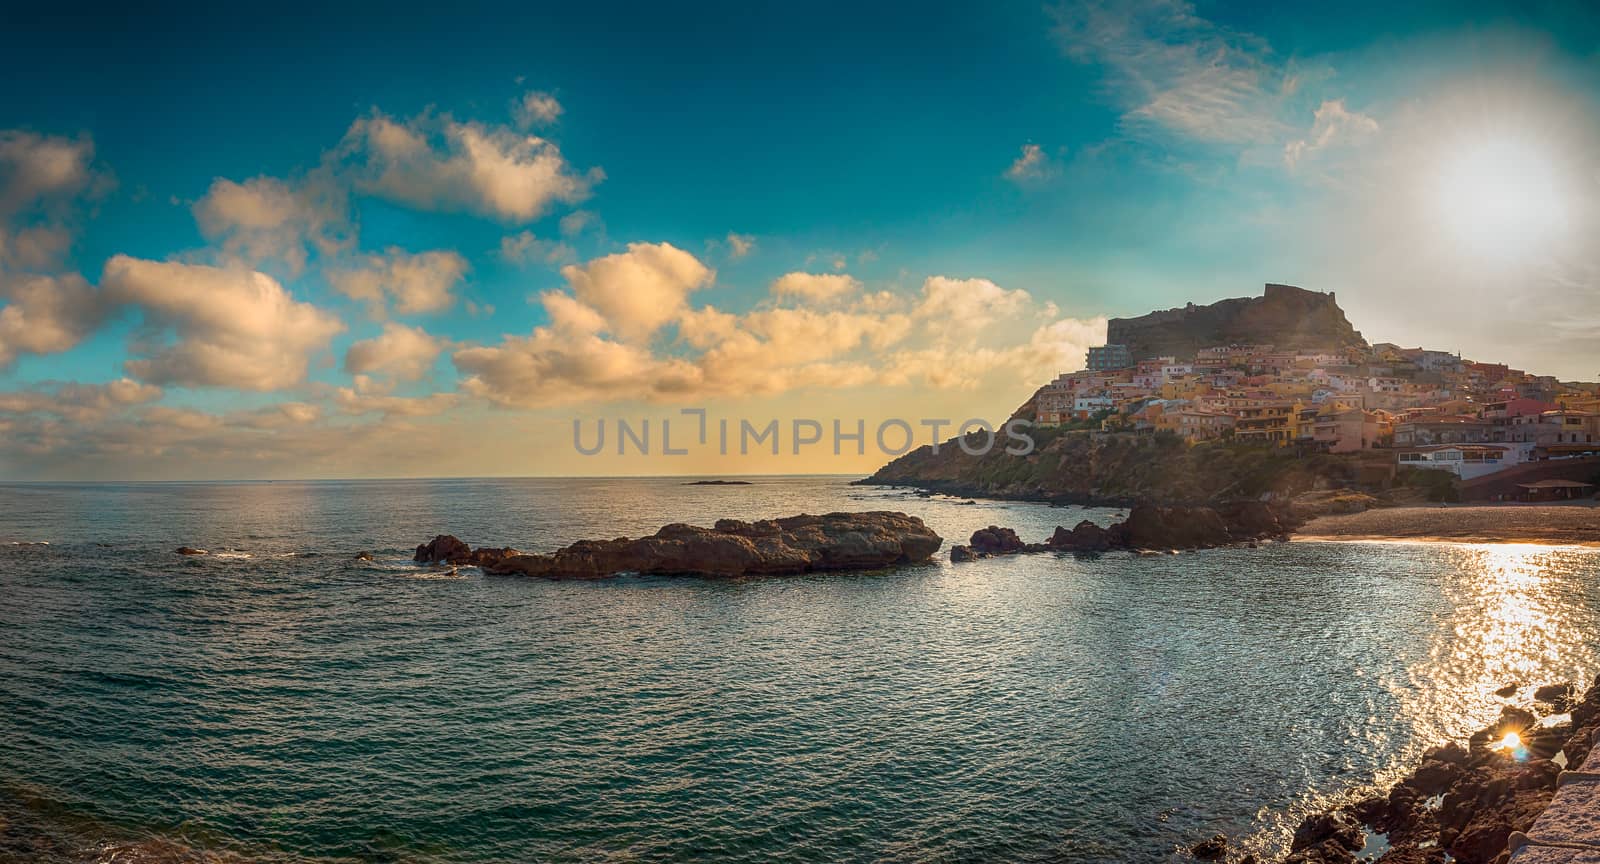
xmin=413 ymin=535 xmax=522 ymax=567
xmin=947 ymin=501 xmax=1295 ymax=561
xmin=419 ymin=512 xmax=943 ymax=579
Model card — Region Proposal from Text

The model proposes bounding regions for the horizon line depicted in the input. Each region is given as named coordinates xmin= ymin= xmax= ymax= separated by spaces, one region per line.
xmin=0 ymin=472 xmax=877 ymax=485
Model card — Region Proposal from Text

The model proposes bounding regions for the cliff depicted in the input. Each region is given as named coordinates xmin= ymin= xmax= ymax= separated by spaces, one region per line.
xmin=1106 ymin=283 xmax=1365 ymax=361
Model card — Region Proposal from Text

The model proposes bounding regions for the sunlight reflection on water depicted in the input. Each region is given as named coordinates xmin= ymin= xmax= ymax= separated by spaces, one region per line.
xmin=1388 ymin=543 xmax=1596 ymax=780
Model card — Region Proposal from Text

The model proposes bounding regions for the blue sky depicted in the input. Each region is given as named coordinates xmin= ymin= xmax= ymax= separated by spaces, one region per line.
xmin=2 ymin=1 xmax=1598 ymax=478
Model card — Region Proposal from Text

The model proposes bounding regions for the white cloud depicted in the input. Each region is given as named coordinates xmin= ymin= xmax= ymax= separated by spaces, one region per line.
xmin=452 ymin=244 xmax=1105 ymax=408
xmin=102 ymin=256 xmax=345 ymax=390
xmin=0 ymin=131 xmax=97 ymax=217
xmin=913 ymin=275 xmax=1032 ymax=341
xmin=770 ymin=272 xmax=861 ymax=303
xmin=558 ymin=242 xmax=713 ymax=342
xmin=344 ymin=321 xmax=444 ymax=382
xmin=193 ymin=175 xmax=348 ymax=275
xmin=0 ymin=224 xmax=74 ymax=271
xmin=230 ymin=402 xmax=322 ymax=429
xmin=0 ymin=273 xmax=111 ymax=369
xmin=540 ymin=290 xmax=608 ymax=334
xmin=327 ymin=247 xmax=469 ymax=317
xmin=559 ymin=209 xmax=599 ymax=237
xmin=726 ymin=232 xmax=755 ymax=258
xmin=455 ymin=328 xmax=674 ymax=407
xmin=513 ymin=91 xmax=564 ymax=129
xmin=0 ymin=378 xmax=162 ymax=423
xmin=1052 ymin=0 xmax=1290 ymax=145
xmin=0 ymin=130 xmax=113 ymax=369
xmin=338 ymin=109 xmax=599 ymax=223
xmin=1284 ymin=99 xmax=1380 ymax=167
xmin=0 ymin=398 xmax=472 ymax=480
xmin=1005 ymin=143 xmax=1054 ymax=183
xmin=499 ymin=231 xmax=574 ymax=267
xmin=332 ymin=387 xmax=458 ymax=418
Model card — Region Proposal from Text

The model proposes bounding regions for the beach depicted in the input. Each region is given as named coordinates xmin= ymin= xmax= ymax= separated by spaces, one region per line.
xmin=1296 ymin=502 xmax=1600 ymax=546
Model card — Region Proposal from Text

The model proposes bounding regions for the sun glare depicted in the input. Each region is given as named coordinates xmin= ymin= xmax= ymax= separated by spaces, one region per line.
xmin=1432 ymin=132 xmax=1570 ymax=263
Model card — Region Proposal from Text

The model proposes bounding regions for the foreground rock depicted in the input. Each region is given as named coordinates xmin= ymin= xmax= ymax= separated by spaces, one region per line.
xmin=1191 ymin=833 xmax=1228 ymax=860
xmin=482 ymin=512 xmax=942 ymax=579
xmin=413 ymin=535 xmax=521 ymax=567
xmin=1256 ymin=677 xmax=1600 ymax=864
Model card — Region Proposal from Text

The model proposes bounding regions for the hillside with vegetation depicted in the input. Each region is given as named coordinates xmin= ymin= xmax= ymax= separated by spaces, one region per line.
xmin=859 ymin=428 xmax=1359 ymax=505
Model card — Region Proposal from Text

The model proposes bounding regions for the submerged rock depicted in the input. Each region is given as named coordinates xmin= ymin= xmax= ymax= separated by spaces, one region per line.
xmin=174 ymin=547 xmax=207 ymax=556
xmin=483 ymin=512 xmax=942 ymax=579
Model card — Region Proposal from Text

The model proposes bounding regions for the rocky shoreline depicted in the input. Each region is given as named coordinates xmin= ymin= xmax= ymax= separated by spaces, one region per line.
xmin=1186 ymin=678 xmax=1600 ymax=864
xmin=858 ymin=476 xmax=1144 ymax=508
xmin=948 ymin=500 xmax=1298 ymax=560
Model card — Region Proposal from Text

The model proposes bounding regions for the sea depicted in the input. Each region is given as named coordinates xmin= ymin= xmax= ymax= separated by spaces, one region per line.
xmin=2 ymin=476 xmax=1598 ymax=863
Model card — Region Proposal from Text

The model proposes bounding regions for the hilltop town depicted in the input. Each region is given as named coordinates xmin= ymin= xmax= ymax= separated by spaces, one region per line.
xmin=867 ymin=284 xmax=1600 ymax=505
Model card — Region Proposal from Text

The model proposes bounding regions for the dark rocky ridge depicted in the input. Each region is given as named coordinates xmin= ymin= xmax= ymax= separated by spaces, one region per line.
xmin=1106 ymin=283 xmax=1366 ymax=362
xmin=417 ymin=512 xmax=943 ymax=579
xmin=947 ymin=501 xmax=1295 ymax=560
xmin=413 ymin=535 xmax=522 ymax=567
xmin=860 ymin=433 xmax=1357 ymax=506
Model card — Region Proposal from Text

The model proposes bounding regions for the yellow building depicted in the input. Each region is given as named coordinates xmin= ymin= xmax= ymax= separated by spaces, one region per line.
xmin=1159 ymin=376 xmax=1209 ymax=402
xmin=1235 ymin=401 xmax=1301 ymax=445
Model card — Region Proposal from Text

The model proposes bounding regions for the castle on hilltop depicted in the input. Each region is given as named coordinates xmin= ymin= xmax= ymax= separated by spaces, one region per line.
xmin=1100 ymin=283 xmax=1363 ymax=364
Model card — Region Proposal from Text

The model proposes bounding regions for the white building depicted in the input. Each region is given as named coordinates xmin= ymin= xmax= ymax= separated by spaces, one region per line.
xmin=1396 ymin=444 xmax=1529 ymax=479
xmin=1074 ymin=395 xmax=1114 ymax=416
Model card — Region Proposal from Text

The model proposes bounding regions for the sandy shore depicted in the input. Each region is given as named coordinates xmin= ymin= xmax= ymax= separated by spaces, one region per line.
xmin=1296 ymin=502 xmax=1600 ymax=546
